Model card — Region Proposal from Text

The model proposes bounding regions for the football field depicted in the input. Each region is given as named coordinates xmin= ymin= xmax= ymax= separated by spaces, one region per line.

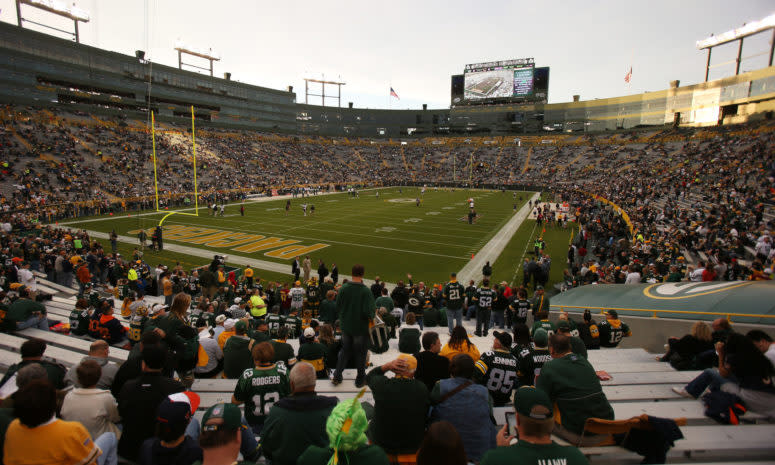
xmin=61 ymin=187 xmax=536 ymax=285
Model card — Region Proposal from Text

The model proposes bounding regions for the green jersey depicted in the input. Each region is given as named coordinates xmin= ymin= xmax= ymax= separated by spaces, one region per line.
xmin=297 ymin=341 xmax=327 ymax=373
xmin=442 ymin=281 xmax=465 ymax=310
xmin=531 ymin=320 xmax=556 ymax=336
xmin=480 ymin=440 xmax=589 ymax=465
xmin=69 ymin=307 xmax=91 ymax=336
xmin=266 ymin=314 xmax=285 ymax=337
xmin=474 ymin=288 xmax=497 ymax=310
xmin=233 ymin=363 xmax=290 ymax=426
xmin=283 ymin=315 xmax=302 ymax=339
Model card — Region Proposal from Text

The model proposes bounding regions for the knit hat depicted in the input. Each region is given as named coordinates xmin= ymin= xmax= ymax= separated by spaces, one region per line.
xmin=533 ymin=328 xmax=549 ymax=347
xmin=514 ymin=386 xmax=553 ymax=420
xmin=201 ymin=402 xmax=243 ymax=432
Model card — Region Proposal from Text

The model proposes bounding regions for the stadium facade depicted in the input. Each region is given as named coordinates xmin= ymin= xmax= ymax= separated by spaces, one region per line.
xmin=1 ymin=21 xmax=775 ymax=138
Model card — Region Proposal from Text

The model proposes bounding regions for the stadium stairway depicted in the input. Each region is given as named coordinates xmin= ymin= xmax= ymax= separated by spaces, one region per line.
xmin=3 ymin=276 xmax=773 ymax=464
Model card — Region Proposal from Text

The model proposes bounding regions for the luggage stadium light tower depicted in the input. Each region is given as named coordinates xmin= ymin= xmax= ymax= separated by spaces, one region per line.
xmin=15 ymin=0 xmax=90 ymax=43
xmin=174 ymin=40 xmax=220 ymax=77
xmin=697 ymin=13 xmax=775 ymax=82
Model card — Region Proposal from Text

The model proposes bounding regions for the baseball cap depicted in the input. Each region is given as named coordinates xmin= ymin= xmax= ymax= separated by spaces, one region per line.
xmin=535 ymin=285 xmax=544 ymax=290
xmin=514 ymin=386 xmax=553 ymax=420
xmin=606 ymin=310 xmax=619 ymax=319
xmin=224 ymin=318 xmax=236 ymax=331
xmin=11 ymin=257 xmax=22 ymax=263
xmin=233 ymin=297 xmax=242 ymax=304
xmin=234 ymin=320 xmax=247 ymax=333
xmin=304 ymin=327 xmax=316 ymax=338
xmin=157 ymin=391 xmax=200 ymax=426
xmin=493 ymin=330 xmax=512 ymax=348
xmin=533 ymin=328 xmax=549 ymax=347
xmin=556 ymin=321 xmax=571 ymax=331
xmin=295 ymin=280 xmax=301 ymax=286
xmin=215 ymin=314 xmax=227 ymax=324
xmin=150 ymin=303 xmax=168 ymax=315
xmin=201 ymin=403 xmax=244 ymax=432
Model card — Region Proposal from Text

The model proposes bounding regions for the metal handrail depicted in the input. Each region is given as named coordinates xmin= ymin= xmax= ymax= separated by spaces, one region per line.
xmin=552 ymin=304 xmax=775 ymax=322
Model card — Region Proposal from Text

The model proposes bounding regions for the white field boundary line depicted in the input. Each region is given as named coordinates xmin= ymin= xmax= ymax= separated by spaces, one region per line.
xmin=62 ymin=229 xmax=396 ymax=289
xmin=139 ymin=219 xmax=467 ymax=260
xmin=456 ymin=192 xmax=540 ymax=285
xmin=510 ymin=222 xmax=538 ymax=288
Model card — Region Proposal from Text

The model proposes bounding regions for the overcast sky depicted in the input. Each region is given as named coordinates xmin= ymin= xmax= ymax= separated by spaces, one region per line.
xmin=1 ymin=0 xmax=773 ymax=109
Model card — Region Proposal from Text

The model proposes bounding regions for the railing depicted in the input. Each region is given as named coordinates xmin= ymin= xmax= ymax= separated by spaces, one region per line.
xmin=551 ymin=304 xmax=775 ymax=323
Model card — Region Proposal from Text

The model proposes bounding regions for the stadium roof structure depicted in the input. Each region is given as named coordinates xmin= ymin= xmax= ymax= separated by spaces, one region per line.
xmin=551 ymin=281 xmax=775 ymax=325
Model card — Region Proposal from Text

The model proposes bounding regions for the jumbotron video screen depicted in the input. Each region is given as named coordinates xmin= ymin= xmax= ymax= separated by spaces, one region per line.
xmin=461 ymin=58 xmax=547 ymax=103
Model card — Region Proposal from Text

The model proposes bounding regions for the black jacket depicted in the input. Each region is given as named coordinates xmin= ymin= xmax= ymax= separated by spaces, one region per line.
xmin=414 ymin=351 xmax=450 ymax=392
xmin=117 ymin=372 xmax=185 ymax=461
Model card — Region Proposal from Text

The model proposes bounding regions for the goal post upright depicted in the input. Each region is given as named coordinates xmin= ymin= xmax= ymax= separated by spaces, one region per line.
xmin=151 ymin=111 xmax=160 ymax=212
xmin=191 ymin=105 xmax=199 ymax=216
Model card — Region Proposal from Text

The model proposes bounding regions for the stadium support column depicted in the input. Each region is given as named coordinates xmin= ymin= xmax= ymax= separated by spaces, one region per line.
xmin=704 ymin=48 xmax=712 ymax=82
xmin=735 ymin=38 xmax=744 ymax=76
xmin=15 ymin=0 xmax=21 ymax=26
xmin=770 ymin=29 xmax=775 ymax=67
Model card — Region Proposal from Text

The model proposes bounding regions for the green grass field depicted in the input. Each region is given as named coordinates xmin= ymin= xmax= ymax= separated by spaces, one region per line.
xmin=63 ymin=187 xmax=548 ymax=285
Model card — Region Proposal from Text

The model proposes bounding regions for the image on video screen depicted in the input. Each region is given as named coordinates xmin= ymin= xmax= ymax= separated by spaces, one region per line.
xmin=464 ymin=68 xmax=514 ymax=99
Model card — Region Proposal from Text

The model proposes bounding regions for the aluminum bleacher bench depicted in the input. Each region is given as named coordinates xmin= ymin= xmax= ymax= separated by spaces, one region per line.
xmin=196 ymin=390 xmax=374 ymax=410
xmin=591 ymin=362 xmax=676 ymax=373
xmin=16 ymin=328 xmax=129 ymax=363
xmin=35 ymin=278 xmax=77 ymax=295
xmin=599 ymin=371 xmax=700 ymax=386
xmin=0 ymin=349 xmax=19 ymax=371
xmin=585 ymin=348 xmax=657 ymax=364
xmin=603 ymin=384 xmax=683 ymax=402
xmin=0 ymin=333 xmax=83 ymax=367
xmin=575 ymin=424 xmax=775 ymax=462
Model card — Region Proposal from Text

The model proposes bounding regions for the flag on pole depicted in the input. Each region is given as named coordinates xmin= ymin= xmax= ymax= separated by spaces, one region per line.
xmin=624 ymin=66 xmax=632 ymax=83
xmin=390 ymin=87 xmax=400 ymax=100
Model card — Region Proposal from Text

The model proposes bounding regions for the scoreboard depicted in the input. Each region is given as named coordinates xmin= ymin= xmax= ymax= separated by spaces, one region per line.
xmin=454 ymin=58 xmax=549 ymax=106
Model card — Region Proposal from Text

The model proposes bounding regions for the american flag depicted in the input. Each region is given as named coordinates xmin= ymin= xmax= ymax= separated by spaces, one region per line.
xmin=624 ymin=67 xmax=632 ymax=83
xmin=390 ymin=87 xmax=400 ymax=99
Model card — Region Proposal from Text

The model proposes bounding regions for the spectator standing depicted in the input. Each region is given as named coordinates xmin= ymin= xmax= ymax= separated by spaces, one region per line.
xmin=531 ymin=286 xmax=550 ymax=317
xmin=302 ymin=256 xmax=312 ymax=283
xmin=117 ymin=345 xmax=186 ymax=461
xmin=431 ymin=354 xmax=496 ymax=462
xmin=597 ymin=310 xmax=632 ymax=348
xmin=415 ymin=332 xmax=450 ymax=392
xmin=331 ymin=264 xmax=375 ymax=387
xmin=473 ymin=279 xmax=497 ymax=337
xmin=366 ymin=354 xmax=430 ymax=458
xmin=260 ymin=362 xmax=337 ymax=465
xmin=442 ymin=272 xmax=465 ymax=335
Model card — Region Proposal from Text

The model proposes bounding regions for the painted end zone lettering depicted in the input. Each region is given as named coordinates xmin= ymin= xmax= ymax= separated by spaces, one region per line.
xmin=126 ymin=224 xmax=329 ymax=259
xmin=264 ymin=244 xmax=328 ymax=259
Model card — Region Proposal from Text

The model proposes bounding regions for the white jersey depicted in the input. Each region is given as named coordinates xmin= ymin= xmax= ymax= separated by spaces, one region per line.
xmin=289 ymin=287 xmax=305 ymax=308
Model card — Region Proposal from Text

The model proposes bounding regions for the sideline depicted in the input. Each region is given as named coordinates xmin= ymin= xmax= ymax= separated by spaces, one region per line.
xmin=455 ymin=192 xmax=541 ymax=285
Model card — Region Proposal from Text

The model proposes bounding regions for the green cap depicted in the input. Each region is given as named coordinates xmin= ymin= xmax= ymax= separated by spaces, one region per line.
xmin=234 ymin=320 xmax=247 ymax=333
xmin=533 ymin=328 xmax=549 ymax=347
xmin=201 ymin=403 xmax=243 ymax=432
xmin=514 ymin=386 xmax=553 ymax=420
xmin=556 ymin=321 xmax=571 ymax=331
